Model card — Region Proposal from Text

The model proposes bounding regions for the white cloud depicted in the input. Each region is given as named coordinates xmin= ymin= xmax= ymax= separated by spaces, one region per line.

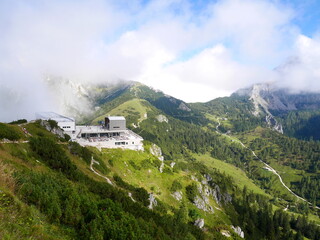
xmin=276 ymin=35 xmax=320 ymax=92
xmin=140 ymin=45 xmax=272 ymax=101
xmin=0 ymin=0 xmax=319 ymax=121
xmin=205 ymin=0 xmax=296 ymax=63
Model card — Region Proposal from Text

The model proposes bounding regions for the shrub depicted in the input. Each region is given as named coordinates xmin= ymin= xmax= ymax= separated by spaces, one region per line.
xmin=170 ymin=179 xmax=183 ymax=192
xmin=186 ymin=183 xmax=198 ymax=202
xmin=29 ymin=136 xmax=76 ymax=176
xmin=0 ymin=123 xmax=21 ymax=141
xmin=9 ymin=119 xmax=27 ymax=125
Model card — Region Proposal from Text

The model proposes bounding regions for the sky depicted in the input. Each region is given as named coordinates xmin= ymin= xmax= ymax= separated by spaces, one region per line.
xmin=1 ymin=0 xmax=320 ymax=121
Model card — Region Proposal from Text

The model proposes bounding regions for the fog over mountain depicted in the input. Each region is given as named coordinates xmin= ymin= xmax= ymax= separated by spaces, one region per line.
xmin=1 ymin=0 xmax=320 ymax=122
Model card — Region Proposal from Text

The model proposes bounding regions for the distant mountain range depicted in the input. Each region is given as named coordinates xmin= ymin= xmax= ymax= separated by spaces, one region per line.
xmin=47 ymin=77 xmax=320 ymax=141
xmin=1 ymin=77 xmax=320 ymax=239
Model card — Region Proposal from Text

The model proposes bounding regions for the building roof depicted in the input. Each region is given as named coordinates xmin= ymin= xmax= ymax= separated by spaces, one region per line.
xmin=107 ymin=116 xmax=126 ymax=121
xmin=36 ymin=112 xmax=75 ymax=122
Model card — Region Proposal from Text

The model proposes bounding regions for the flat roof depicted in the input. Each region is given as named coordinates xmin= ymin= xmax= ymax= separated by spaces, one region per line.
xmin=76 ymin=125 xmax=125 ymax=133
xmin=106 ymin=116 xmax=126 ymax=121
xmin=36 ymin=112 xmax=75 ymax=122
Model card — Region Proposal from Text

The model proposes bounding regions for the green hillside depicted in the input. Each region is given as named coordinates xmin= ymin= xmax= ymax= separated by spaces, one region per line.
xmin=1 ymin=82 xmax=320 ymax=239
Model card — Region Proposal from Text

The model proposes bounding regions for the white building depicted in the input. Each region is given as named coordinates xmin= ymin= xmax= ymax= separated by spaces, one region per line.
xmin=36 ymin=112 xmax=76 ymax=132
xmin=35 ymin=113 xmax=143 ymax=151
xmin=74 ymin=116 xmax=143 ymax=151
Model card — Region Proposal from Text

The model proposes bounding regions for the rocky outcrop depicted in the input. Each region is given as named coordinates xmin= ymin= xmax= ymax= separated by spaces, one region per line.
xmin=178 ymin=102 xmax=191 ymax=112
xmin=149 ymin=144 xmax=164 ymax=172
xmin=235 ymin=82 xmax=320 ymax=134
xmin=39 ymin=120 xmax=65 ymax=138
xmin=236 ymin=83 xmax=283 ymax=133
xmin=194 ymin=218 xmax=205 ymax=229
xmin=148 ymin=193 xmax=157 ymax=209
xmin=210 ymin=184 xmax=232 ymax=205
xmin=156 ymin=114 xmax=168 ymax=123
xmin=249 ymin=84 xmax=283 ymax=133
xmin=204 ymin=174 xmax=232 ymax=206
xmin=191 ymin=174 xmax=232 ymax=211
xmin=171 ymin=191 xmax=183 ymax=201
xmin=194 ymin=195 xmax=214 ymax=213
xmin=232 ymin=226 xmax=244 ymax=238
xmin=150 ymin=144 xmax=164 ymax=161
xmin=221 ymin=230 xmax=231 ymax=237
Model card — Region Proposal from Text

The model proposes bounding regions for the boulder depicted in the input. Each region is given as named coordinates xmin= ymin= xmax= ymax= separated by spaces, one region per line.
xmin=194 ymin=218 xmax=205 ymax=229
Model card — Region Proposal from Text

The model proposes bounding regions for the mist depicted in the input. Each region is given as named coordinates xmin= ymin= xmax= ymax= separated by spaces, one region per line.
xmin=1 ymin=0 xmax=320 ymax=122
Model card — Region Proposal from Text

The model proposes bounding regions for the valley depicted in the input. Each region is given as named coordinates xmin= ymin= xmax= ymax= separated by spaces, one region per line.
xmin=1 ymin=81 xmax=320 ymax=240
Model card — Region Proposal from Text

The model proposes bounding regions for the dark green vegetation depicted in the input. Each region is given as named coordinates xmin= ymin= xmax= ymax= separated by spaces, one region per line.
xmin=9 ymin=119 xmax=27 ymax=125
xmin=232 ymin=187 xmax=320 ymax=240
xmin=81 ymin=82 xmax=320 ymax=238
xmin=2 ymin=82 xmax=320 ymax=239
xmin=276 ymin=110 xmax=320 ymax=140
xmin=1 ymin=122 xmax=204 ymax=240
xmin=240 ymin=128 xmax=320 ymax=207
xmin=0 ymin=123 xmax=24 ymax=141
xmin=191 ymin=95 xmax=265 ymax=132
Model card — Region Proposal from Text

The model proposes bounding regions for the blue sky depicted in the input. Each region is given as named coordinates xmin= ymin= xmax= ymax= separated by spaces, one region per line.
xmin=282 ymin=0 xmax=320 ymax=36
xmin=1 ymin=0 xmax=320 ymax=121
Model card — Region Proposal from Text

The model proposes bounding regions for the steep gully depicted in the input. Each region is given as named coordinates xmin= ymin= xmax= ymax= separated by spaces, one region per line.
xmin=215 ymin=119 xmax=320 ymax=210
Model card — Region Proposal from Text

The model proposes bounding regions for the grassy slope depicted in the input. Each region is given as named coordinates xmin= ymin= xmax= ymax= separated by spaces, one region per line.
xmin=239 ymin=127 xmax=309 ymax=190
xmin=0 ymin=128 xmax=73 ymax=239
xmin=237 ymin=127 xmax=320 ymax=223
xmin=90 ymin=92 xmax=320 ymax=223
xmin=98 ymin=147 xmax=233 ymax=228
xmin=195 ymin=153 xmax=270 ymax=197
xmin=0 ymin=122 xmax=238 ymax=239
xmin=92 ymin=98 xmax=152 ymax=126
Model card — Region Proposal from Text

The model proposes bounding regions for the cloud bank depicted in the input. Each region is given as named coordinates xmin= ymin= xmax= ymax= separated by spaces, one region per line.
xmin=0 ymin=0 xmax=320 ymax=121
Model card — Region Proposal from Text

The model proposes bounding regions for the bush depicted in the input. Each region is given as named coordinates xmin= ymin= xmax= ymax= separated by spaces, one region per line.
xmin=186 ymin=183 xmax=198 ymax=202
xmin=170 ymin=179 xmax=183 ymax=192
xmin=9 ymin=119 xmax=27 ymax=125
xmin=29 ymin=136 xmax=77 ymax=176
xmin=47 ymin=120 xmax=58 ymax=130
xmin=64 ymin=134 xmax=71 ymax=141
xmin=68 ymin=142 xmax=91 ymax=164
xmin=0 ymin=123 xmax=21 ymax=141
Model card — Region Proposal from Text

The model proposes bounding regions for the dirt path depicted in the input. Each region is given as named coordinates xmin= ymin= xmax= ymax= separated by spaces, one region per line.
xmin=215 ymin=119 xmax=319 ymax=209
xmin=90 ymin=156 xmax=113 ymax=185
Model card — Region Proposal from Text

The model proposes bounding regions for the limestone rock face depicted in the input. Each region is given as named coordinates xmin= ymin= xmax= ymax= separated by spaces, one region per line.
xmin=148 ymin=193 xmax=157 ymax=209
xmin=194 ymin=218 xmax=205 ymax=229
xmin=150 ymin=144 xmax=164 ymax=161
xmin=156 ymin=114 xmax=168 ymax=123
xmin=149 ymin=144 xmax=164 ymax=172
xmin=40 ymin=120 xmax=64 ymax=138
xmin=178 ymin=102 xmax=191 ymax=112
xmin=171 ymin=191 xmax=183 ymax=201
xmin=232 ymin=226 xmax=244 ymax=238
xmin=234 ymin=82 xmax=320 ymax=134
xmin=191 ymin=174 xmax=232 ymax=212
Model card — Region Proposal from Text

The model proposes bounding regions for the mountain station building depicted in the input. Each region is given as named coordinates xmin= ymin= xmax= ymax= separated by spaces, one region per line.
xmin=36 ymin=113 xmax=143 ymax=151
xmin=36 ymin=112 xmax=76 ymax=132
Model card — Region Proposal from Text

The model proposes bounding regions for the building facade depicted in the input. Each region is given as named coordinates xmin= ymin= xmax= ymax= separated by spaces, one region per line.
xmin=36 ymin=112 xmax=76 ymax=132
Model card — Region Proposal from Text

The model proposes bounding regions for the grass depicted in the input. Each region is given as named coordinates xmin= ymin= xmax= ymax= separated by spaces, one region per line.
xmin=0 ymin=188 xmax=73 ymax=240
xmin=98 ymin=148 xmax=236 ymax=228
xmin=93 ymin=98 xmax=151 ymax=125
xmin=195 ymin=153 xmax=270 ymax=197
